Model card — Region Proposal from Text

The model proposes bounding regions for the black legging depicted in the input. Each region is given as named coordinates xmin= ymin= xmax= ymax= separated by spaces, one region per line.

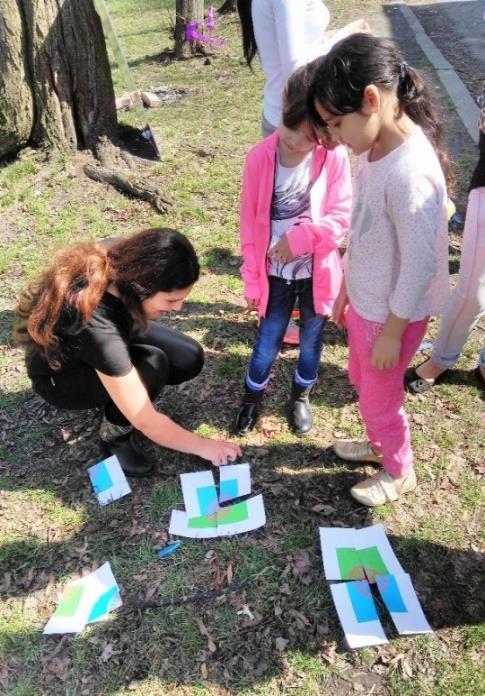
xmin=32 ymin=322 xmax=204 ymax=426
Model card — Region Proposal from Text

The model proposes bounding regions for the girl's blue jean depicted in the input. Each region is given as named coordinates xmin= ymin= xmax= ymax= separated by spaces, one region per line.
xmin=246 ymin=276 xmax=326 ymax=390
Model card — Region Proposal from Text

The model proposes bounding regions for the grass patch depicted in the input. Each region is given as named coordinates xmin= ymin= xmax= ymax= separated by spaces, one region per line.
xmin=0 ymin=0 xmax=483 ymax=693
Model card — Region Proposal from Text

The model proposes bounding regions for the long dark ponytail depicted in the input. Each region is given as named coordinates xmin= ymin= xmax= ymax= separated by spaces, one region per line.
xmin=237 ymin=0 xmax=257 ymax=68
xmin=308 ymin=33 xmax=454 ymax=191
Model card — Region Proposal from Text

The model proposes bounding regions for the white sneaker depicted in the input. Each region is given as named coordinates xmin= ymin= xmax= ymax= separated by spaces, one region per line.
xmin=350 ymin=469 xmax=417 ymax=507
xmin=333 ymin=439 xmax=383 ymax=464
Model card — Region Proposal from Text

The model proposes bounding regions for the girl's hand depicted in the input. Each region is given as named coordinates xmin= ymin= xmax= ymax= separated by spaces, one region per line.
xmin=269 ymin=235 xmax=294 ymax=263
xmin=371 ymin=333 xmax=401 ymax=370
xmin=245 ymin=297 xmax=259 ymax=310
xmin=332 ymin=285 xmax=349 ymax=327
xmin=344 ymin=18 xmax=371 ymax=35
xmin=198 ymin=438 xmax=242 ymax=467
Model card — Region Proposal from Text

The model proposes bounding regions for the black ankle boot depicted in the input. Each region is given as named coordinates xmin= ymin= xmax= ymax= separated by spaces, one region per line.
xmin=288 ymin=381 xmax=313 ymax=435
xmin=235 ymin=387 xmax=265 ymax=435
xmin=100 ymin=422 xmax=154 ymax=478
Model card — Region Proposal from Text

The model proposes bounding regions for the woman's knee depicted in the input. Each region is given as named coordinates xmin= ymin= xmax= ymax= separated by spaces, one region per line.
xmin=180 ymin=337 xmax=204 ymax=380
xmin=130 ymin=343 xmax=170 ymax=397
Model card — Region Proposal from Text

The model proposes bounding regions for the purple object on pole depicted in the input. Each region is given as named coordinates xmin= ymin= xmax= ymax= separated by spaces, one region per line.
xmin=185 ymin=17 xmax=225 ymax=46
xmin=206 ymin=6 xmax=217 ymax=32
xmin=185 ymin=20 xmax=200 ymax=42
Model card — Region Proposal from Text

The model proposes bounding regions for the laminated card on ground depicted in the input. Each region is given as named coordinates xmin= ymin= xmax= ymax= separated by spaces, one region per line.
xmin=180 ymin=470 xmax=219 ymax=519
xmin=376 ymin=573 xmax=432 ymax=635
xmin=219 ymin=463 xmax=251 ymax=503
xmin=43 ymin=562 xmax=122 ymax=634
xmin=88 ymin=455 xmax=131 ymax=506
xmin=330 ymin=580 xmax=388 ymax=649
xmin=169 ymin=464 xmax=265 ymax=538
xmin=320 ymin=524 xmax=405 ymax=582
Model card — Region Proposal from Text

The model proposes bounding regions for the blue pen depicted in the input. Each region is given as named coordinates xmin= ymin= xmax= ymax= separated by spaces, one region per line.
xmin=157 ymin=541 xmax=181 ymax=559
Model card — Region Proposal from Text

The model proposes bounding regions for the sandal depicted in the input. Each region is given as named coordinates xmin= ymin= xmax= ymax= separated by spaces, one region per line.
xmin=405 ymin=364 xmax=448 ymax=395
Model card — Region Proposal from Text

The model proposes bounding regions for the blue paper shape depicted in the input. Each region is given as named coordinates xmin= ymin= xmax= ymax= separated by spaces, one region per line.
xmin=197 ymin=485 xmax=219 ymax=515
xmin=377 ymin=574 xmax=407 ymax=613
xmin=157 ymin=541 xmax=181 ymax=558
xmin=219 ymin=478 xmax=238 ymax=503
xmin=347 ymin=580 xmax=379 ymax=623
xmin=87 ymin=585 xmax=120 ymax=622
xmin=89 ymin=461 xmax=113 ymax=494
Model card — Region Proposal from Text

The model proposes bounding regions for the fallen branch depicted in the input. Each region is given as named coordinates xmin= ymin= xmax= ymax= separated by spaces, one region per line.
xmin=83 ymin=162 xmax=173 ymax=214
xmin=129 ymin=580 xmax=250 ymax=611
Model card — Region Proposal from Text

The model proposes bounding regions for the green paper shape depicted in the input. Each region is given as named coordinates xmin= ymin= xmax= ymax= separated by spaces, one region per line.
xmin=53 ymin=584 xmax=84 ymax=618
xmin=336 ymin=547 xmax=365 ymax=580
xmin=358 ymin=546 xmax=389 ymax=582
xmin=188 ymin=500 xmax=249 ymax=529
xmin=217 ymin=500 xmax=249 ymax=526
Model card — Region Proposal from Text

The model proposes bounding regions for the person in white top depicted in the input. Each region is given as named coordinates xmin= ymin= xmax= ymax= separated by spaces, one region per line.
xmin=407 ymin=79 xmax=485 ymax=393
xmin=236 ymin=0 xmax=369 ymax=135
xmin=308 ymin=34 xmax=452 ymax=507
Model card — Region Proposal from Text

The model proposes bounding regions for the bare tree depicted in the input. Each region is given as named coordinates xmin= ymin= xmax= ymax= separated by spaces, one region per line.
xmin=174 ymin=0 xmax=204 ymax=59
xmin=0 ymin=0 xmax=171 ymax=212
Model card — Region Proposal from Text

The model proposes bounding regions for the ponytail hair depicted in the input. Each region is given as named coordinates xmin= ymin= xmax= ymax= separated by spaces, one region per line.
xmin=308 ymin=33 xmax=454 ymax=191
xmin=237 ymin=0 xmax=257 ymax=68
xmin=15 ymin=228 xmax=200 ymax=369
xmin=15 ymin=243 xmax=109 ymax=369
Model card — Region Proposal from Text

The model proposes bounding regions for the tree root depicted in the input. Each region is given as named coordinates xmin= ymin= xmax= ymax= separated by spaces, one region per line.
xmin=83 ymin=162 xmax=173 ymax=214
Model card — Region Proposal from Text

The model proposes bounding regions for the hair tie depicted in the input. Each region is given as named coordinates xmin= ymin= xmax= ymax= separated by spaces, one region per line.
xmin=399 ymin=61 xmax=408 ymax=79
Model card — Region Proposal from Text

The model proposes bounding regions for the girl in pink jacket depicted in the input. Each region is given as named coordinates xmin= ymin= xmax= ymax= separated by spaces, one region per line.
xmin=236 ymin=62 xmax=352 ymax=436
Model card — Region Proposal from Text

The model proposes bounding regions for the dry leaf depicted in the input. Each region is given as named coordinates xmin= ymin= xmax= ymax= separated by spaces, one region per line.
xmin=145 ymin=585 xmax=159 ymax=601
xmin=275 ymin=637 xmax=289 ymax=652
xmin=312 ymin=503 xmax=336 ymax=515
xmin=200 ymin=663 xmax=208 ymax=679
xmin=195 ymin=616 xmax=209 ymax=637
xmin=100 ymin=643 xmax=114 ymax=663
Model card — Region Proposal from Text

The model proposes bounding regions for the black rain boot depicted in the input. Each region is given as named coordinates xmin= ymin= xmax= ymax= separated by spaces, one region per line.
xmin=99 ymin=417 xmax=154 ymax=478
xmin=235 ymin=386 xmax=265 ymax=435
xmin=288 ymin=381 xmax=313 ymax=435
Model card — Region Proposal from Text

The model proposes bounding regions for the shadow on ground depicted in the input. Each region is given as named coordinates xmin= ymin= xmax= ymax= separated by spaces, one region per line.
xmin=1 ymin=435 xmax=484 ymax=692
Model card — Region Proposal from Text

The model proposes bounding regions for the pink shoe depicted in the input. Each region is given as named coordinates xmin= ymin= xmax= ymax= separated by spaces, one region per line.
xmin=283 ymin=311 xmax=300 ymax=346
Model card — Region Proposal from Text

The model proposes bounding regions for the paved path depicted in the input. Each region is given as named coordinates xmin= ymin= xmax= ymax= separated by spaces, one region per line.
xmin=365 ymin=2 xmax=476 ymax=164
xmin=400 ymin=1 xmax=481 ymax=144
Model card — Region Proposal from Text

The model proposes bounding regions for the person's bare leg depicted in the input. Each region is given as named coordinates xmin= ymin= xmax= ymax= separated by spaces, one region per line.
xmin=415 ymin=357 xmax=446 ymax=381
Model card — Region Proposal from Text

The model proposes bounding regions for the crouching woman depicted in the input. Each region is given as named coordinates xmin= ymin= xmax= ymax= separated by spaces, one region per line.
xmin=14 ymin=228 xmax=241 ymax=476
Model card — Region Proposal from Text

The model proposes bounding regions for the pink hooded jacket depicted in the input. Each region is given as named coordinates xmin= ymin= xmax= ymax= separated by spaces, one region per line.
xmin=240 ymin=131 xmax=352 ymax=317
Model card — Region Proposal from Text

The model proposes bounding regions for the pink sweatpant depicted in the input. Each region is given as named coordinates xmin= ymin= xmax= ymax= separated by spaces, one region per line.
xmin=346 ymin=304 xmax=428 ymax=477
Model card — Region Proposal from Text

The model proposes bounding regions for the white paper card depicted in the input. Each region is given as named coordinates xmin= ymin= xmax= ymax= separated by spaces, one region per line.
xmin=43 ymin=562 xmax=121 ymax=635
xmin=320 ymin=527 xmax=362 ymax=580
xmin=330 ymin=581 xmax=388 ymax=649
xmin=180 ymin=470 xmax=218 ymax=519
xmin=169 ymin=495 xmax=266 ymax=539
xmin=354 ymin=524 xmax=405 ymax=576
xmin=88 ymin=455 xmax=131 ymax=506
xmin=319 ymin=524 xmax=404 ymax=581
xmin=376 ymin=573 xmax=432 ymax=635
xmin=219 ymin=462 xmax=251 ymax=503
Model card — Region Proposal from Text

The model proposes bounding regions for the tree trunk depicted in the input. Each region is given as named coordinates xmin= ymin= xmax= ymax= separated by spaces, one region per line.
xmin=0 ymin=0 xmax=117 ymax=158
xmin=174 ymin=0 xmax=204 ymax=59
xmin=218 ymin=0 xmax=237 ymax=13
xmin=0 ymin=1 xmax=172 ymax=214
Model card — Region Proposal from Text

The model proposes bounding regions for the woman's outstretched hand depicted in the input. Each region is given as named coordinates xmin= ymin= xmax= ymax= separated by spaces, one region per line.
xmin=198 ymin=438 xmax=242 ymax=467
